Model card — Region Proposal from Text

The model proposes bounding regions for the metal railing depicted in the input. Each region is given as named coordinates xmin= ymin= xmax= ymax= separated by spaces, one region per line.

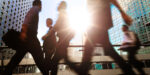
xmin=0 ymin=44 xmax=150 ymax=74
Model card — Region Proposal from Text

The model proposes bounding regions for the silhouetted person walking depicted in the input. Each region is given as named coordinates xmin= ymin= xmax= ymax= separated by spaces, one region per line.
xmin=42 ymin=18 xmax=57 ymax=72
xmin=79 ymin=0 xmax=136 ymax=75
xmin=119 ymin=25 xmax=146 ymax=75
xmin=50 ymin=1 xmax=76 ymax=75
xmin=3 ymin=0 xmax=48 ymax=75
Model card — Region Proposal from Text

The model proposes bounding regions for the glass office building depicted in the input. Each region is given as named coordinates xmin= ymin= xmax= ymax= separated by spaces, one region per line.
xmin=0 ymin=0 xmax=34 ymax=46
xmin=0 ymin=0 xmax=35 ymax=60
xmin=109 ymin=0 xmax=150 ymax=54
xmin=0 ymin=0 xmax=150 ymax=74
xmin=0 ymin=0 xmax=34 ymax=73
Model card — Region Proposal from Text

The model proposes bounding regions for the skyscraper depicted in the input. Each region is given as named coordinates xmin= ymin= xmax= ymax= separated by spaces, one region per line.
xmin=109 ymin=5 xmax=124 ymax=45
xmin=0 ymin=0 xmax=34 ymax=60
xmin=123 ymin=0 xmax=150 ymax=44
xmin=109 ymin=0 xmax=150 ymax=54
xmin=0 ymin=0 xmax=39 ymax=74
xmin=0 ymin=0 xmax=34 ymax=46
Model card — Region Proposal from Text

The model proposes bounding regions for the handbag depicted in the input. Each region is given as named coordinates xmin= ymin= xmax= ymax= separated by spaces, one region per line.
xmin=2 ymin=29 xmax=22 ymax=50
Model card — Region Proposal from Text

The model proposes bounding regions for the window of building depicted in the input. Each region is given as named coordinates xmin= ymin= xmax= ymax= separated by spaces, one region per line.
xmin=13 ymin=17 xmax=15 ymax=19
xmin=1 ymin=12 xmax=4 ymax=15
xmin=9 ymin=19 xmax=11 ymax=22
xmin=7 ymin=5 xmax=10 ymax=9
xmin=8 ymin=24 xmax=11 ymax=27
xmin=4 ymin=21 xmax=7 ymax=24
xmin=8 ymin=1 xmax=10 ymax=5
xmin=145 ymin=60 xmax=150 ymax=67
xmin=2 ymin=6 xmax=4 ymax=10
xmin=102 ymin=63 xmax=108 ymax=69
xmin=2 ymin=31 xmax=5 ymax=34
xmin=11 ymin=5 xmax=14 ymax=8
xmin=3 ymin=2 xmax=5 ymax=5
xmin=94 ymin=63 xmax=103 ymax=70
xmin=6 ymin=11 xmax=8 ymax=13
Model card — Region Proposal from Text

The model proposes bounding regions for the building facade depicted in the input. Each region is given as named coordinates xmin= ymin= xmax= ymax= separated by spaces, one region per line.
xmin=0 ymin=0 xmax=34 ymax=46
xmin=0 ymin=0 xmax=34 ymax=73
xmin=109 ymin=0 xmax=150 ymax=54
xmin=1 ymin=0 xmax=150 ymax=74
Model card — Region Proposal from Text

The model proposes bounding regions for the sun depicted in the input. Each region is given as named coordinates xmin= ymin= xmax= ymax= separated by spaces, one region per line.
xmin=68 ymin=9 xmax=91 ymax=34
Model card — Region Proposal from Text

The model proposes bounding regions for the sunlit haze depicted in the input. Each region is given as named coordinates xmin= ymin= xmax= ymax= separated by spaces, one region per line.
xmin=38 ymin=0 xmax=87 ymax=45
xmin=68 ymin=9 xmax=91 ymax=34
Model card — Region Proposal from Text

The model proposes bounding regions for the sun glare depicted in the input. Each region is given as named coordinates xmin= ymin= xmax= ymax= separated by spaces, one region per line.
xmin=68 ymin=9 xmax=91 ymax=34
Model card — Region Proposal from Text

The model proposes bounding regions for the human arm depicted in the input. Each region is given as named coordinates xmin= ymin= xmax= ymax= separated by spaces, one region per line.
xmin=129 ymin=32 xmax=137 ymax=45
xmin=111 ymin=0 xmax=133 ymax=25
xmin=20 ymin=7 xmax=40 ymax=41
xmin=42 ymin=34 xmax=48 ymax=40
xmin=121 ymin=32 xmax=137 ymax=45
xmin=20 ymin=24 xmax=27 ymax=41
xmin=42 ymin=28 xmax=55 ymax=40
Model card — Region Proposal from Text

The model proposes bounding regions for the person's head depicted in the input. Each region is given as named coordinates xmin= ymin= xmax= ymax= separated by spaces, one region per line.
xmin=46 ymin=18 xmax=53 ymax=28
xmin=33 ymin=0 xmax=42 ymax=10
xmin=58 ymin=1 xmax=67 ymax=11
xmin=122 ymin=25 xmax=129 ymax=32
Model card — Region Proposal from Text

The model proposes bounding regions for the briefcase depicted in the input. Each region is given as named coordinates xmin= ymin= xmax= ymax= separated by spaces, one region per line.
xmin=2 ymin=29 xmax=22 ymax=50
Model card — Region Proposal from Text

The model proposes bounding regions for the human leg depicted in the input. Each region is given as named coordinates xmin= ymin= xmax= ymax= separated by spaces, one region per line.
xmin=45 ymin=49 xmax=54 ymax=71
xmin=102 ymin=32 xmax=135 ymax=75
xmin=78 ymin=39 xmax=94 ymax=75
xmin=50 ymin=32 xmax=76 ymax=75
xmin=62 ymin=39 xmax=80 ymax=74
xmin=28 ymin=38 xmax=48 ymax=75
xmin=3 ymin=50 xmax=26 ymax=75
xmin=50 ymin=52 xmax=62 ymax=75
xmin=128 ymin=50 xmax=146 ymax=75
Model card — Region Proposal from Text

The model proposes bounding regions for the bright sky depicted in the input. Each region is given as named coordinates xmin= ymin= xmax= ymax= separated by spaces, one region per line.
xmin=37 ymin=0 xmax=121 ymax=46
xmin=38 ymin=0 xmax=87 ymax=45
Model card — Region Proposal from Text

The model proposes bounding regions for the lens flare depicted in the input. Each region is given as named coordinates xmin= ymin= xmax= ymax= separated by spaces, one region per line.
xmin=68 ymin=9 xmax=91 ymax=34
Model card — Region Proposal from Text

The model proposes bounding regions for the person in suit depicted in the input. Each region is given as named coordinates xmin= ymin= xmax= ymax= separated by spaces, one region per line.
xmin=3 ymin=0 xmax=49 ymax=75
xmin=42 ymin=18 xmax=57 ymax=72
xmin=120 ymin=25 xmax=146 ymax=75
xmin=50 ymin=1 xmax=76 ymax=75
xmin=78 ymin=0 xmax=136 ymax=75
